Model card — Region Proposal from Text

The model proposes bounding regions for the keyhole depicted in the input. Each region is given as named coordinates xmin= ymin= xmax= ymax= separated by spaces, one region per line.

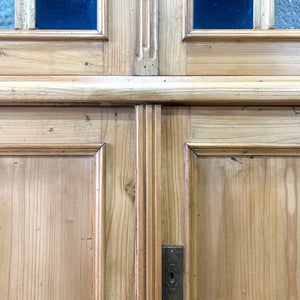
xmin=169 ymin=272 xmax=175 ymax=279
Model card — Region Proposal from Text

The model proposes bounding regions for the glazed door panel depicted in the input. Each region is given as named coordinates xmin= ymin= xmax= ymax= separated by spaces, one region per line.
xmin=162 ymin=106 xmax=300 ymax=299
xmin=0 ymin=107 xmax=136 ymax=300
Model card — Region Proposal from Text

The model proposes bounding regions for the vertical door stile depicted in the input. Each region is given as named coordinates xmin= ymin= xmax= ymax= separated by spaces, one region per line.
xmin=136 ymin=105 xmax=162 ymax=300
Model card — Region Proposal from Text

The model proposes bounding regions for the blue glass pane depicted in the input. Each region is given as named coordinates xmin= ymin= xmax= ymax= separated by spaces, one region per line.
xmin=0 ymin=0 xmax=14 ymax=29
xmin=36 ymin=0 xmax=97 ymax=30
xmin=275 ymin=0 xmax=300 ymax=29
xmin=193 ymin=0 xmax=253 ymax=29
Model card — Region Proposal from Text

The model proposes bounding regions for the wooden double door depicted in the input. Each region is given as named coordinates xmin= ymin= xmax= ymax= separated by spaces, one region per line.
xmin=1 ymin=105 xmax=300 ymax=299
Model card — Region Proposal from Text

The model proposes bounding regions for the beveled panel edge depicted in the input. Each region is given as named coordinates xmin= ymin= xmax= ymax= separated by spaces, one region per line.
xmin=187 ymin=143 xmax=300 ymax=156
xmin=0 ymin=143 xmax=104 ymax=155
xmin=184 ymin=144 xmax=197 ymax=300
xmin=94 ymin=144 xmax=106 ymax=300
xmin=1 ymin=76 xmax=300 ymax=105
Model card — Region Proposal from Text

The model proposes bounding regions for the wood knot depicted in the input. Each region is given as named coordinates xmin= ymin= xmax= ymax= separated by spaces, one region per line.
xmin=125 ymin=181 xmax=135 ymax=202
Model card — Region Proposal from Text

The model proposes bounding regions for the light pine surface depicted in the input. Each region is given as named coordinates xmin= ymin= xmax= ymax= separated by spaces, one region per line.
xmin=0 ymin=107 xmax=136 ymax=300
xmin=0 ymin=156 xmax=95 ymax=300
xmin=162 ymin=106 xmax=300 ymax=299
xmin=0 ymin=42 xmax=104 ymax=76
xmin=0 ymin=76 xmax=299 ymax=105
xmin=190 ymin=155 xmax=300 ymax=299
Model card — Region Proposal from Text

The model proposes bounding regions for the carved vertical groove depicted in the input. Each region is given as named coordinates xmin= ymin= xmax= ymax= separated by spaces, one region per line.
xmin=135 ymin=0 xmax=158 ymax=75
xmin=136 ymin=105 xmax=162 ymax=299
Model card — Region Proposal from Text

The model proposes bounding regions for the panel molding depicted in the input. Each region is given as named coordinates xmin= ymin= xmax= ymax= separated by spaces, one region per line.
xmin=184 ymin=142 xmax=300 ymax=299
xmin=94 ymin=144 xmax=106 ymax=300
xmin=188 ymin=143 xmax=300 ymax=156
xmin=0 ymin=143 xmax=103 ymax=155
xmin=136 ymin=105 xmax=162 ymax=300
xmin=0 ymin=143 xmax=106 ymax=299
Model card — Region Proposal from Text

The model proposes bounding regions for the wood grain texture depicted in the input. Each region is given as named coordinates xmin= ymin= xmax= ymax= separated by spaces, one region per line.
xmin=189 ymin=106 xmax=300 ymax=144
xmin=188 ymin=143 xmax=300 ymax=156
xmin=146 ymin=105 xmax=162 ymax=300
xmin=162 ymin=106 xmax=300 ymax=299
xmin=0 ymin=156 xmax=96 ymax=299
xmin=185 ymin=148 xmax=300 ymax=299
xmin=154 ymin=105 xmax=162 ymax=300
xmin=0 ymin=107 xmax=102 ymax=144
xmin=94 ymin=146 xmax=106 ymax=300
xmin=0 ymin=76 xmax=300 ymax=105
xmin=0 ymin=107 xmax=136 ymax=300
xmin=134 ymin=0 xmax=158 ymax=75
xmin=187 ymin=42 xmax=300 ymax=75
xmin=95 ymin=108 xmax=136 ymax=299
xmin=159 ymin=0 xmax=186 ymax=74
xmin=103 ymin=0 xmax=134 ymax=75
xmin=0 ymin=42 xmax=104 ymax=75
xmin=162 ymin=107 xmax=190 ymax=246
xmin=136 ymin=105 xmax=146 ymax=300
xmin=136 ymin=105 xmax=162 ymax=300
xmin=0 ymin=143 xmax=102 ymax=155
xmin=146 ymin=105 xmax=154 ymax=300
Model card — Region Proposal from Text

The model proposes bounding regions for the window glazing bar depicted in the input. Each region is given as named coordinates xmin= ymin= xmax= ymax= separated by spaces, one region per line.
xmin=15 ymin=0 xmax=36 ymax=29
xmin=254 ymin=0 xmax=274 ymax=29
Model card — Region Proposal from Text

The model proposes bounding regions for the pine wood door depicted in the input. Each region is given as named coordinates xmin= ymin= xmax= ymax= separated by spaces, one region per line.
xmin=0 ymin=107 xmax=136 ymax=300
xmin=162 ymin=106 xmax=300 ymax=299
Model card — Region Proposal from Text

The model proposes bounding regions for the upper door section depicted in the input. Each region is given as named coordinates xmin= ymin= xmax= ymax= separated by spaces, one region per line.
xmin=0 ymin=0 xmax=134 ymax=75
xmin=0 ymin=0 xmax=300 ymax=76
xmin=160 ymin=0 xmax=300 ymax=75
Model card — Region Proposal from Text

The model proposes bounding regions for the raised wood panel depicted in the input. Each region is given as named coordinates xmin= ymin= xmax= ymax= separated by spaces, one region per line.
xmin=185 ymin=145 xmax=300 ymax=299
xmin=187 ymin=42 xmax=300 ymax=75
xmin=162 ymin=106 xmax=300 ymax=299
xmin=0 ymin=42 xmax=104 ymax=76
xmin=162 ymin=105 xmax=300 ymax=247
xmin=0 ymin=145 xmax=105 ymax=300
xmin=0 ymin=107 xmax=136 ymax=300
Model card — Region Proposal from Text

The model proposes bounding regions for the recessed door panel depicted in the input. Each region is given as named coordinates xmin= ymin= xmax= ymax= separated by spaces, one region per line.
xmin=162 ymin=106 xmax=300 ymax=299
xmin=0 ymin=156 xmax=96 ymax=300
xmin=187 ymin=153 xmax=300 ymax=299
